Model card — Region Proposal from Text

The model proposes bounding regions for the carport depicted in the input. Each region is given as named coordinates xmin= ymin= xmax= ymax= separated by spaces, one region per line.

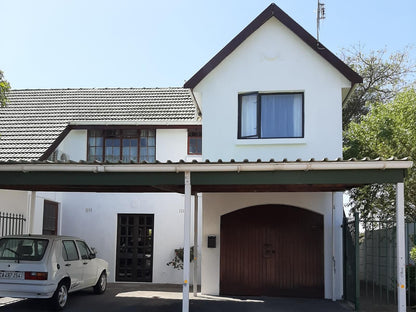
xmin=0 ymin=158 xmax=412 ymax=312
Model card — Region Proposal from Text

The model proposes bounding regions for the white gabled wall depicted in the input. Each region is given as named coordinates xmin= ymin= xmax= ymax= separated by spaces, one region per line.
xmin=194 ymin=18 xmax=351 ymax=161
xmin=193 ymin=17 xmax=350 ymax=300
xmin=55 ymin=130 xmax=87 ymax=162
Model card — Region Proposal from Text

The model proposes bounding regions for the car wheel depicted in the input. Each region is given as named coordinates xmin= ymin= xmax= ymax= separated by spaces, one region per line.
xmin=93 ymin=271 xmax=107 ymax=294
xmin=51 ymin=281 xmax=68 ymax=311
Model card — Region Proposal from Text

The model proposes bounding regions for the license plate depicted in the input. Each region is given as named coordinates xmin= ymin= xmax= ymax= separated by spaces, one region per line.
xmin=0 ymin=271 xmax=24 ymax=280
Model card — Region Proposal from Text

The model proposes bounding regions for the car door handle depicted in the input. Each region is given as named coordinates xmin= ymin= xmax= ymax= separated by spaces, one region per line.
xmin=83 ymin=262 xmax=88 ymax=265
xmin=65 ymin=264 xmax=71 ymax=267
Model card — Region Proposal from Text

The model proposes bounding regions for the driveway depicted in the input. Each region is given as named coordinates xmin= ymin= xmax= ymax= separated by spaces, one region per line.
xmin=0 ymin=283 xmax=353 ymax=312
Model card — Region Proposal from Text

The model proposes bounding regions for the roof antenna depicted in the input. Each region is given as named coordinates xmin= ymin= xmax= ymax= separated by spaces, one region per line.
xmin=316 ymin=1 xmax=325 ymax=48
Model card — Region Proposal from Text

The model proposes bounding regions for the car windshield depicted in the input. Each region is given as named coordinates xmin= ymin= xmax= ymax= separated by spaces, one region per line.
xmin=0 ymin=238 xmax=49 ymax=261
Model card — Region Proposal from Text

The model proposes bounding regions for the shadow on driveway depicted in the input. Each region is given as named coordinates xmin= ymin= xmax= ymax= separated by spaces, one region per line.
xmin=0 ymin=283 xmax=353 ymax=312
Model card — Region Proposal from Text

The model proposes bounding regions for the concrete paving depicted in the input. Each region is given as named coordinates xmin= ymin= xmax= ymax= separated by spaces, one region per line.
xmin=0 ymin=283 xmax=354 ymax=311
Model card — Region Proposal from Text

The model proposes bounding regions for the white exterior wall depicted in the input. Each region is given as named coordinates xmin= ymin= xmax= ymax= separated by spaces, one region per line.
xmin=194 ymin=18 xmax=351 ymax=161
xmin=0 ymin=190 xmax=31 ymax=233
xmin=55 ymin=129 xmax=87 ymax=161
xmin=201 ymin=192 xmax=344 ymax=300
xmin=0 ymin=190 xmax=29 ymax=216
xmin=59 ymin=192 xmax=200 ymax=284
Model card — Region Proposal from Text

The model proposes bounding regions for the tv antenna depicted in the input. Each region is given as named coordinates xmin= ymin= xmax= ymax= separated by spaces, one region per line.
xmin=316 ymin=1 xmax=326 ymax=43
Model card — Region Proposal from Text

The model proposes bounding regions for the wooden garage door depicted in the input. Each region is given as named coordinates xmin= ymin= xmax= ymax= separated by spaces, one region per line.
xmin=220 ymin=205 xmax=324 ymax=298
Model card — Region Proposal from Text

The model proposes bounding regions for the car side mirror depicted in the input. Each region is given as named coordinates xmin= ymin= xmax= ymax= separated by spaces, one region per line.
xmin=90 ymin=248 xmax=97 ymax=259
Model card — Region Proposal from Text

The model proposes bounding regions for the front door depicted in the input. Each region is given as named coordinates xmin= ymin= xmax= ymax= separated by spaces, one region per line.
xmin=220 ymin=205 xmax=324 ymax=298
xmin=116 ymin=214 xmax=154 ymax=282
xmin=43 ymin=200 xmax=58 ymax=235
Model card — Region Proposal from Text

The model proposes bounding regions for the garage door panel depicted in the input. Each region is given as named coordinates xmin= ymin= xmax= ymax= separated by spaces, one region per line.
xmin=220 ymin=205 xmax=324 ymax=298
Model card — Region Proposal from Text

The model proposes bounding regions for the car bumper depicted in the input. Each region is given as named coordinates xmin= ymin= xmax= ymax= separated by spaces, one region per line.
xmin=0 ymin=282 xmax=56 ymax=299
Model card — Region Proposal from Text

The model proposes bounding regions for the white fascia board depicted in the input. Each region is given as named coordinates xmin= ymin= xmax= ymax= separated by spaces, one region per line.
xmin=68 ymin=120 xmax=202 ymax=126
xmin=0 ymin=160 xmax=412 ymax=173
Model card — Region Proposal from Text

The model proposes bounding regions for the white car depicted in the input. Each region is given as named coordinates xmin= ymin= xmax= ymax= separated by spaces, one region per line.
xmin=0 ymin=235 xmax=109 ymax=310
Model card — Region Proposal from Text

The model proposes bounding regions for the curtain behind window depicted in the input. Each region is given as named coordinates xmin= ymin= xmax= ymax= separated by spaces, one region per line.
xmin=241 ymin=94 xmax=258 ymax=137
xmin=260 ymin=94 xmax=302 ymax=138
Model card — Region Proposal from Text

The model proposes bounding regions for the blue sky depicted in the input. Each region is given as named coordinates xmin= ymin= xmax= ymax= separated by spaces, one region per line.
xmin=1 ymin=0 xmax=415 ymax=89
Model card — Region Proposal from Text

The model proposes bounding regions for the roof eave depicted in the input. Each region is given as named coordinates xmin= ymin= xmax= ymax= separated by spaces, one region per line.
xmin=184 ymin=3 xmax=362 ymax=89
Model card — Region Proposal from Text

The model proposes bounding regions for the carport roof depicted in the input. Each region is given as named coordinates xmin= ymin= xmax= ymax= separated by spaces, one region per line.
xmin=0 ymin=158 xmax=412 ymax=193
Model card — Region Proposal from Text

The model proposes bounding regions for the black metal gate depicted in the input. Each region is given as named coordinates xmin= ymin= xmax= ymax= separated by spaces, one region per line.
xmin=116 ymin=214 xmax=154 ymax=282
xmin=0 ymin=212 xmax=26 ymax=236
xmin=343 ymin=213 xmax=359 ymax=310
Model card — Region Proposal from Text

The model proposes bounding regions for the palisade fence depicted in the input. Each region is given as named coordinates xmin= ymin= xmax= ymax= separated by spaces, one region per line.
xmin=343 ymin=213 xmax=416 ymax=310
xmin=0 ymin=212 xmax=26 ymax=236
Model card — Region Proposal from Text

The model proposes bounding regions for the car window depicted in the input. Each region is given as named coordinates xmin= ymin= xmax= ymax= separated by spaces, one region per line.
xmin=76 ymin=240 xmax=91 ymax=260
xmin=0 ymin=238 xmax=48 ymax=261
xmin=62 ymin=240 xmax=79 ymax=261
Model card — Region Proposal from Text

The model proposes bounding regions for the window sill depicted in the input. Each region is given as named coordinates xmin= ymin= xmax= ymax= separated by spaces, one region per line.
xmin=235 ymin=138 xmax=307 ymax=146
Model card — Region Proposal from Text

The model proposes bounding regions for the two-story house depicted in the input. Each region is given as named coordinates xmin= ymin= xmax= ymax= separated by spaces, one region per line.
xmin=0 ymin=4 xmax=411 ymax=309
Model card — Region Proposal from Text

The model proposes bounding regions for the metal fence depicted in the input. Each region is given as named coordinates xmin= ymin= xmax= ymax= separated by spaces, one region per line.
xmin=0 ymin=212 xmax=26 ymax=236
xmin=343 ymin=214 xmax=416 ymax=310
xmin=343 ymin=213 xmax=359 ymax=310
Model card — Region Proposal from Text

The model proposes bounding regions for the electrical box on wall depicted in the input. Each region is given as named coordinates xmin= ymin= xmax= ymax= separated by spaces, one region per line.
xmin=207 ymin=235 xmax=216 ymax=248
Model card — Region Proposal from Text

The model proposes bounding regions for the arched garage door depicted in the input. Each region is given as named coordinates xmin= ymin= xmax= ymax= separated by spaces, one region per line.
xmin=220 ymin=205 xmax=324 ymax=298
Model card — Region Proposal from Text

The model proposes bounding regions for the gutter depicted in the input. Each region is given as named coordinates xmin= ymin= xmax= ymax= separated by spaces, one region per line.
xmin=0 ymin=160 xmax=412 ymax=173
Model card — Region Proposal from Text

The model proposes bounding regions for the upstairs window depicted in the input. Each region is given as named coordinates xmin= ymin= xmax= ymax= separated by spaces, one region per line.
xmin=238 ymin=92 xmax=304 ymax=139
xmin=188 ymin=130 xmax=202 ymax=155
xmin=88 ymin=129 xmax=156 ymax=163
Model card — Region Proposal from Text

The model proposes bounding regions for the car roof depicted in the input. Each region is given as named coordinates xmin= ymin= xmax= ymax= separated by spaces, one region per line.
xmin=0 ymin=235 xmax=83 ymax=241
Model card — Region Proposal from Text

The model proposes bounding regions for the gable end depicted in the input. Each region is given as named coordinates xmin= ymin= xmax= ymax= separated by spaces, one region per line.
xmin=184 ymin=3 xmax=362 ymax=89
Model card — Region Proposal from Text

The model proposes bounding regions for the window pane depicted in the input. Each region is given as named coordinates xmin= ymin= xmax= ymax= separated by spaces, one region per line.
xmin=240 ymin=94 xmax=258 ymax=137
xmin=260 ymin=94 xmax=303 ymax=138
xmin=88 ymin=130 xmax=104 ymax=161
xmin=189 ymin=137 xmax=202 ymax=154
xmin=62 ymin=240 xmax=79 ymax=261
xmin=148 ymin=137 xmax=155 ymax=147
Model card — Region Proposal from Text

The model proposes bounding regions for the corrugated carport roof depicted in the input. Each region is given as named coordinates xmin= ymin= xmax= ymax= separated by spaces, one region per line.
xmin=0 ymin=158 xmax=412 ymax=193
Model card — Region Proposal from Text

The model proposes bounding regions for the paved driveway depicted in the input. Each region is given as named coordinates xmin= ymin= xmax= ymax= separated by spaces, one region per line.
xmin=0 ymin=283 xmax=353 ymax=312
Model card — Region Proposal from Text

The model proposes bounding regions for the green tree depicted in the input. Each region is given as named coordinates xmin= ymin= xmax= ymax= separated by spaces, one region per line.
xmin=341 ymin=46 xmax=415 ymax=130
xmin=344 ymin=88 xmax=416 ymax=220
xmin=0 ymin=70 xmax=11 ymax=107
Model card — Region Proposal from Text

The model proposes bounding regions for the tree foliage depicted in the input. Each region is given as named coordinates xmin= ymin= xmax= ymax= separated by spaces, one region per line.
xmin=341 ymin=46 xmax=415 ymax=130
xmin=0 ymin=70 xmax=11 ymax=107
xmin=344 ymin=88 xmax=416 ymax=221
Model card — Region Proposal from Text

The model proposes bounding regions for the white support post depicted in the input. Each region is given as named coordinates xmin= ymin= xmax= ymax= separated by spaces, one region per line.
xmin=28 ymin=191 xmax=36 ymax=234
xmin=193 ymin=194 xmax=198 ymax=297
xmin=396 ymin=182 xmax=406 ymax=312
xmin=182 ymin=172 xmax=191 ymax=312
xmin=331 ymin=192 xmax=336 ymax=301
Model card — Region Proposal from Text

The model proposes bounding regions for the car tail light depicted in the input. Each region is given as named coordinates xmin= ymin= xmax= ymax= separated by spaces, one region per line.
xmin=25 ymin=272 xmax=48 ymax=280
